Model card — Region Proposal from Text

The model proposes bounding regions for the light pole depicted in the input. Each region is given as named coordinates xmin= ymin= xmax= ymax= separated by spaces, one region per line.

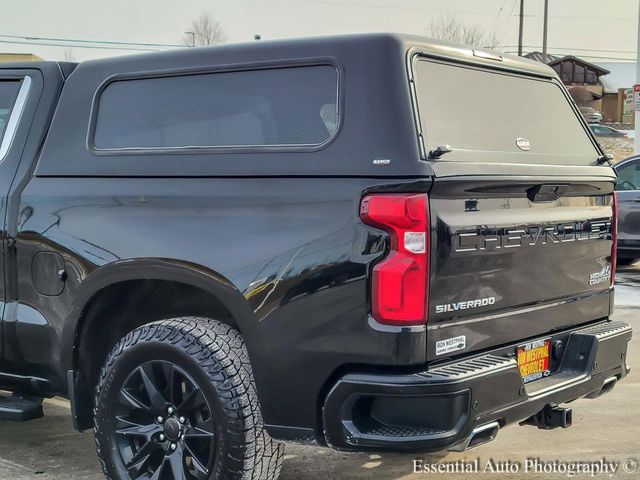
xmin=185 ymin=31 xmax=195 ymax=47
xmin=518 ymin=0 xmax=524 ymax=56
xmin=635 ymin=0 xmax=640 ymax=153
xmin=542 ymin=0 xmax=549 ymax=62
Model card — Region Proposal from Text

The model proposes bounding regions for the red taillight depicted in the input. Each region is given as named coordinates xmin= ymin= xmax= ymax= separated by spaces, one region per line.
xmin=360 ymin=193 xmax=429 ymax=326
xmin=611 ymin=192 xmax=618 ymax=285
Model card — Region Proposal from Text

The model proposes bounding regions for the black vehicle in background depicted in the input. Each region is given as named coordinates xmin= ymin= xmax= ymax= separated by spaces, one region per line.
xmin=0 ymin=34 xmax=632 ymax=480
xmin=615 ymin=155 xmax=640 ymax=265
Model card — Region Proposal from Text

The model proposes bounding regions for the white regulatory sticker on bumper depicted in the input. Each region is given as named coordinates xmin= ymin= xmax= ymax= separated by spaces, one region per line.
xmin=436 ymin=335 xmax=466 ymax=356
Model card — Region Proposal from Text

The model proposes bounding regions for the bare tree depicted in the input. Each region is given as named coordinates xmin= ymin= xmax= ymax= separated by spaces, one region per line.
xmin=183 ymin=13 xmax=227 ymax=46
xmin=429 ymin=14 xmax=499 ymax=49
xmin=63 ymin=48 xmax=76 ymax=62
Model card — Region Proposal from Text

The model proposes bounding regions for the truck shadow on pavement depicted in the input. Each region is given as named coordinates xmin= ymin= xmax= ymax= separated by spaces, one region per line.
xmin=0 ymin=399 xmax=446 ymax=480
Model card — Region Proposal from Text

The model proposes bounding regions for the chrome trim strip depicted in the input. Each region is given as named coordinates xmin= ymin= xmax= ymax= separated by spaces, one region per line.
xmin=427 ymin=289 xmax=611 ymax=330
xmin=367 ymin=315 xmax=426 ymax=333
xmin=0 ymin=76 xmax=31 ymax=162
xmin=472 ymin=421 xmax=500 ymax=437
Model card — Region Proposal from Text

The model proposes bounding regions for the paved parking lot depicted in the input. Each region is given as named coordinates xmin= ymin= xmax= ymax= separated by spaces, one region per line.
xmin=1 ymin=264 xmax=639 ymax=480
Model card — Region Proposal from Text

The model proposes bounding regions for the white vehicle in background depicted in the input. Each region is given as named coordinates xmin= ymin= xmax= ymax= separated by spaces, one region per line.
xmin=579 ymin=106 xmax=603 ymax=124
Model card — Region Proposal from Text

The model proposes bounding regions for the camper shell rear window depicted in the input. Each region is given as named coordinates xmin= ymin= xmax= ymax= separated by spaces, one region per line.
xmin=412 ymin=58 xmax=600 ymax=165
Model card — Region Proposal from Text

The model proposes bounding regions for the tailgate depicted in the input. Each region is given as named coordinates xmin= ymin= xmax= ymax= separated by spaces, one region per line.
xmin=427 ymin=177 xmax=615 ymax=360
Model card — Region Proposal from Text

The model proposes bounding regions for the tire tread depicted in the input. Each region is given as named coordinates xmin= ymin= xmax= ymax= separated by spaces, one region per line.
xmin=93 ymin=317 xmax=284 ymax=480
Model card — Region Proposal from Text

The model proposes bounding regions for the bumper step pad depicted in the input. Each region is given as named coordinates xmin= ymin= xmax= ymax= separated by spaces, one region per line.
xmin=0 ymin=394 xmax=44 ymax=421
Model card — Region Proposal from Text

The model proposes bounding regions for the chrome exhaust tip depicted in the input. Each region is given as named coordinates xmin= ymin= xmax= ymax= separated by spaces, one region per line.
xmin=448 ymin=421 xmax=500 ymax=452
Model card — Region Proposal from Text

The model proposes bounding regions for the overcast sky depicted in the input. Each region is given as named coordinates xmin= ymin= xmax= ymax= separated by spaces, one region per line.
xmin=1 ymin=0 xmax=638 ymax=63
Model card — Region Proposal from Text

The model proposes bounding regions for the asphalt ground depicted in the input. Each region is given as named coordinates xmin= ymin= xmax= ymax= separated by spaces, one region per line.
xmin=0 ymin=263 xmax=638 ymax=480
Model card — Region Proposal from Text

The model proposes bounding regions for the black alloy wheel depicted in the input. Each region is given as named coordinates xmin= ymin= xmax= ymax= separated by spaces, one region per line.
xmin=114 ymin=360 xmax=215 ymax=479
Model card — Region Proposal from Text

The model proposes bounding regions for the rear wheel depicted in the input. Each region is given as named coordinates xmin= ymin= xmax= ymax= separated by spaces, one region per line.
xmin=93 ymin=317 xmax=284 ymax=480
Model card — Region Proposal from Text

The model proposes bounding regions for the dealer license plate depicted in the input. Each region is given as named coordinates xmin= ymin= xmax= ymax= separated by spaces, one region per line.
xmin=517 ymin=338 xmax=551 ymax=384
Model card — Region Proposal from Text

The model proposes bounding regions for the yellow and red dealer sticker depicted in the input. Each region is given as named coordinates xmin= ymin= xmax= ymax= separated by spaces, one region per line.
xmin=517 ymin=338 xmax=551 ymax=383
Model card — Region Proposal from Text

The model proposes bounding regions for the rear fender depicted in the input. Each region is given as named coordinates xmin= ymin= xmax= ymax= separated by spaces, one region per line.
xmin=62 ymin=257 xmax=255 ymax=375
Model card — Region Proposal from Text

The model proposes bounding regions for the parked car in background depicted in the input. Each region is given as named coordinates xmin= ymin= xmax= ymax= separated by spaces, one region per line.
xmin=580 ymin=106 xmax=603 ymax=124
xmin=590 ymin=124 xmax=628 ymax=138
xmin=615 ymin=155 xmax=640 ymax=264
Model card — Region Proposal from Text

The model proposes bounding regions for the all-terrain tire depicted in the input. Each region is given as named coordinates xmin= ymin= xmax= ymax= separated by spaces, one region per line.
xmin=93 ymin=317 xmax=284 ymax=480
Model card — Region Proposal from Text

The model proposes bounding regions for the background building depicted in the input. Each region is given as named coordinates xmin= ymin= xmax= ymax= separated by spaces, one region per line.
xmin=597 ymin=62 xmax=636 ymax=125
xmin=0 ymin=53 xmax=43 ymax=63
xmin=525 ymin=51 xmax=636 ymax=126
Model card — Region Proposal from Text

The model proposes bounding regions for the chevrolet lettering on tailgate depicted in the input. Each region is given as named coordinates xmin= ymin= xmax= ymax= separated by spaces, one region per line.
xmin=455 ymin=220 xmax=612 ymax=253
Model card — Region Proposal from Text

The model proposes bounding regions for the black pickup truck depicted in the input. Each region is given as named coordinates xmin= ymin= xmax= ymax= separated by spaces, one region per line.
xmin=0 ymin=34 xmax=632 ymax=480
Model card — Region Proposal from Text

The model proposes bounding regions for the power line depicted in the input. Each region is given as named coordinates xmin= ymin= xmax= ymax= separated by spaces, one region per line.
xmin=498 ymin=0 xmax=519 ymax=38
xmin=0 ymin=39 xmax=162 ymax=52
xmin=554 ymin=54 xmax=635 ymax=61
xmin=499 ymin=44 xmax=636 ymax=54
xmin=296 ymin=0 xmax=637 ymax=22
xmin=524 ymin=13 xmax=634 ymax=22
xmin=491 ymin=0 xmax=509 ymax=34
xmin=0 ymin=34 xmax=185 ymax=51
xmin=504 ymin=50 xmax=635 ymax=61
xmin=295 ymin=0 xmax=529 ymax=16
xmin=0 ymin=33 xmax=184 ymax=48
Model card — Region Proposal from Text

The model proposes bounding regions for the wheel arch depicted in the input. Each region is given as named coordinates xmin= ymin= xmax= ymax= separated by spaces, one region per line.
xmin=64 ymin=258 xmax=255 ymax=430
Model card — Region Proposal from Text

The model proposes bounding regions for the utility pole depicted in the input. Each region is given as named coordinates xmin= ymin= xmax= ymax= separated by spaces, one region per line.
xmin=518 ymin=0 xmax=524 ymax=56
xmin=542 ymin=0 xmax=549 ymax=62
xmin=635 ymin=0 xmax=640 ymax=153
